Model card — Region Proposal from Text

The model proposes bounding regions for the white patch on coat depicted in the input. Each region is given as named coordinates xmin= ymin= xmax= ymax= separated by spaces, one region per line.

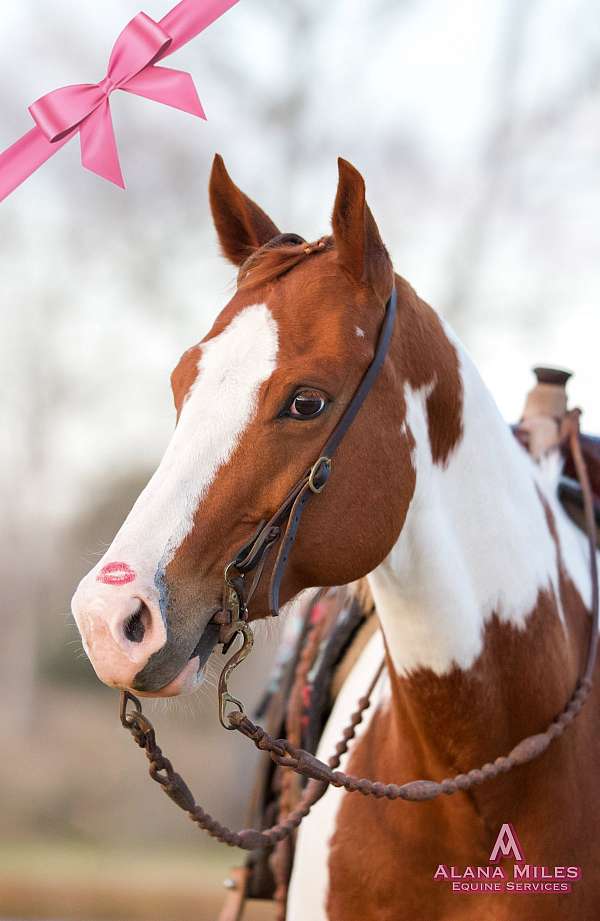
xmin=286 ymin=322 xmax=596 ymax=914
xmin=355 ymin=325 xmax=365 ymax=338
xmin=287 ymin=629 xmax=388 ymax=921
xmin=73 ymin=303 xmax=278 ymax=622
xmin=368 ymin=337 xmax=593 ymax=677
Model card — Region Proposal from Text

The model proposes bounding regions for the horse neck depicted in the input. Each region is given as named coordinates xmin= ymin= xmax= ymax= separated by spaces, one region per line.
xmin=367 ymin=291 xmax=591 ymax=774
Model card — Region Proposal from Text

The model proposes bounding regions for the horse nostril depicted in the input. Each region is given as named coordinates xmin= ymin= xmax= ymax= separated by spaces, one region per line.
xmin=123 ymin=603 xmax=148 ymax=643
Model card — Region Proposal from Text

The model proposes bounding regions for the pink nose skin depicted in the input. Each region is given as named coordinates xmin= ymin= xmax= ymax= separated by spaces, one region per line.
xmin=71 ymin=573 xmax=167 ymax=690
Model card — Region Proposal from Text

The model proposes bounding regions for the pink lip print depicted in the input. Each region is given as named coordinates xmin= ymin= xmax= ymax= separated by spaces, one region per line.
xmin=97 ymin=561 xmax=136 ymax=585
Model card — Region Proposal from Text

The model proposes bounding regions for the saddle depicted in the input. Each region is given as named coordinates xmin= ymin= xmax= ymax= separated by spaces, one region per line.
xmin=217 ymin=367 xmax=600 ymax=920
xmin=515 ymin=367 xmax=600 ymax=535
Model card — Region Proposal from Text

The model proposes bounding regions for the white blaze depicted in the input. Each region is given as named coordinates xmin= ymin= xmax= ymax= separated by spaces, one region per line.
xmin=78 ymin=302 xmax=278 ymax=611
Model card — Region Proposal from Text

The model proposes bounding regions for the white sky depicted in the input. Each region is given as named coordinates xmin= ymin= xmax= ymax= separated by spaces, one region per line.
xmin=1 ymin=0 xmax=599 ymax=523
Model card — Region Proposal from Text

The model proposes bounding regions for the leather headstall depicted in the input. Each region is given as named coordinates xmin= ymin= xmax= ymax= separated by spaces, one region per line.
xmin=212 ymin=282 xmax=398 ymax=646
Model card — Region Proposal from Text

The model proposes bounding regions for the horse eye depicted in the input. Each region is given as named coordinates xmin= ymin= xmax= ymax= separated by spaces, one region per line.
xmin=288 ymin=389 xmax=327 ymax=419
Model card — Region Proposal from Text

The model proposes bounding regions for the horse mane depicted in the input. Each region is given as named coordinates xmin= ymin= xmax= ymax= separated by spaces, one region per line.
xmin=237 ymin=234 xmax=334 ymax=291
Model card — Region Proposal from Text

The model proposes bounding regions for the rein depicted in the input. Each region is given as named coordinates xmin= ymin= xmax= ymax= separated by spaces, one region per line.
xmin=119 ymin=287 xmax=599 ymax=850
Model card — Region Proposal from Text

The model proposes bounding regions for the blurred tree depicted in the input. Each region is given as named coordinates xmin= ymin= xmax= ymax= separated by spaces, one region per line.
xmin=443 ymin=0 xmax=540 ymax=324
xmin=442 ymin=0 xmax=600 ymax=330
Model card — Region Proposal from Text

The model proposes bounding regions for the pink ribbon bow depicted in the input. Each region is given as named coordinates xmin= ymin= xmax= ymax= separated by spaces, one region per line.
xmin=0 ymin=0 xmax=239 ymax=201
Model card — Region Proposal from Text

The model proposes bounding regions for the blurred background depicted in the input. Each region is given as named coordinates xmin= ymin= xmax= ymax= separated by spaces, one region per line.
xmin=1 ymin=0 xmax=600 ymax=918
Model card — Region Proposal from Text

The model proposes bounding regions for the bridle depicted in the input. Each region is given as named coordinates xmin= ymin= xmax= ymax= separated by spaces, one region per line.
xmin=119 ymin=276 xmax=598 ymax=854
xmin=212 ymin=282 xmax=398 ymax=727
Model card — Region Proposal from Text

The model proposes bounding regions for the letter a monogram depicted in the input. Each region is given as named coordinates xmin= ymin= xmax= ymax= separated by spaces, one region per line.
xmin=489 ymin=823 xmax=524 ymax=863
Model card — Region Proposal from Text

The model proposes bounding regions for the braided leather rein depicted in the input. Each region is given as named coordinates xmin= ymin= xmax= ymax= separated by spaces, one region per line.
xmin=119 ymin=268 xmax=598 ymax=853
xmin=120 ymin=416 xmax=598 ymax=851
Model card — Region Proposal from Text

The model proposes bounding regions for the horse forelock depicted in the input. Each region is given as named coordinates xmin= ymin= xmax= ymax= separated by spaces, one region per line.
xmin=237 ymin=236 xmax=334 ymax=292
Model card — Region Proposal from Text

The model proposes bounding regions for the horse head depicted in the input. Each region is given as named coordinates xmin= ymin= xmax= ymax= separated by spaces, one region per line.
xmin=71 ymin=156 xmax=417 ymax=695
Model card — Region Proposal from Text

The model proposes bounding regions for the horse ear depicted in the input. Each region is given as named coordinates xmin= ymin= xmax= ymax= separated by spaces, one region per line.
xmin=332 ymin=158 xmax=393 ymax=302
xmin=209 ymin=154 xmax=281 ymax=266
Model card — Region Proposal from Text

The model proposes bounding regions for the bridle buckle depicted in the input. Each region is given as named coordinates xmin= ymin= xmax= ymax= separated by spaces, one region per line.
xmin=308 ymin=456 xmax=331 ymax=494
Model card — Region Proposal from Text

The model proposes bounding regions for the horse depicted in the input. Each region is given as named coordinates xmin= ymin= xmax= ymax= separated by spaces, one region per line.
xmin=71 ymin=155 xmax=599 ymax=920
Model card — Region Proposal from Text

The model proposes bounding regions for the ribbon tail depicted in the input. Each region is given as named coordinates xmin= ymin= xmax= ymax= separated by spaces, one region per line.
xmin=122 ymin=65 xmax=205 ymax=119
xmin=79 ymin=100 xmax=125 ymax=189
xmin=0 ymin=125 xmax=74 ymax=203
xmin=158 ymin=0 xmax=240 ymax=58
